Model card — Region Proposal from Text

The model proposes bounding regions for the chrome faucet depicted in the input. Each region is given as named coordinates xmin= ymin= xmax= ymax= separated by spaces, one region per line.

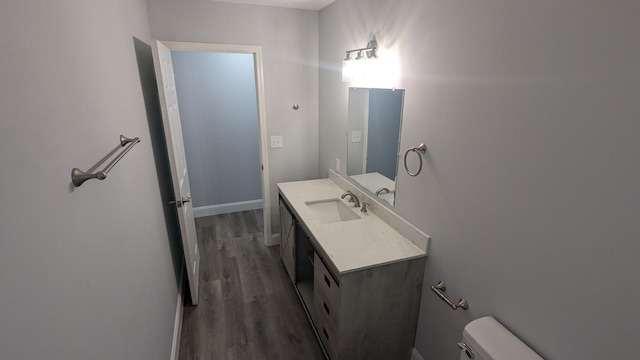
xmin=340 ymin=190 xmax=360 ymax=208
xmin=375 ymin=187 xmax=390 ymax=196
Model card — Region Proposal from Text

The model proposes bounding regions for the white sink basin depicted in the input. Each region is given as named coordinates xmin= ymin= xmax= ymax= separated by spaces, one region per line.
xmin=305 ymin=199 xmax=361 ymax=224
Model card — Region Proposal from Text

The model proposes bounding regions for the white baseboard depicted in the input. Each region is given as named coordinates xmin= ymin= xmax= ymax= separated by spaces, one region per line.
xmin=411 ymin=348 xmax=425 ymax=360
xmin=270 ymin=232 xmax=281 ymax=246
xmin=170 ymin=267 xmax=185 ymax=360
xmin=193 ymin=199 xmax=263 ymax=218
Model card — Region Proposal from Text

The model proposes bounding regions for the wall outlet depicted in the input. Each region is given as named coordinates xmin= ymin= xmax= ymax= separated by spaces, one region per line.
xmin=335 ymin=158 xmax=341 ymax=172
xmin=270 ymin=135 xmax=283 ymax=148
xmin=351 ymin=130 xmax=362 ymax=143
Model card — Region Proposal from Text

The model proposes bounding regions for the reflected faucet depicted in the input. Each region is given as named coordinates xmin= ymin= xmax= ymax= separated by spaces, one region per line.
xmin=341 ymin=190 xmax=360 ymax=208
xmin=375 ymin=187 xmax=390 ymax=196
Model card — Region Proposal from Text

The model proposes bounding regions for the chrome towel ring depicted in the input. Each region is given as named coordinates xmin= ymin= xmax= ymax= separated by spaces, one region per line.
xmin=403 ymin=143 xmax=427 ymax=176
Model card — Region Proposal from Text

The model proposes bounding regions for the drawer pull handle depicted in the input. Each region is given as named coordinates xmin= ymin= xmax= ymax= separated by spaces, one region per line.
xmin=323 ymin=327 xmax=329 ymax=340
xmin=323 ymin=302 xmax=330 ymax=315
xmin=324 ymin=274 xmax=331 ymax=287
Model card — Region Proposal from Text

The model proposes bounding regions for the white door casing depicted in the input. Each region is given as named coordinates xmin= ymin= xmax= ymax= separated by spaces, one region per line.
xmin=161 ymin=41 xmax=272 ymax=247
xmin=151 ymin=40 xmax=200 ymax=305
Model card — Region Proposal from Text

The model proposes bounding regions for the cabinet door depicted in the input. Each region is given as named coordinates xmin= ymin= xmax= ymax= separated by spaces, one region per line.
xmin=279 ymin=200 xmax=296 ymax=283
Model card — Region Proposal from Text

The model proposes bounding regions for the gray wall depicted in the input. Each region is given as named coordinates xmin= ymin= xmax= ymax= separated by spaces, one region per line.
xmin=172 ymin=51 xmax=262 ymax=208
xmin=0 ymin=1 xmax=180 ymax=359
xmin=320 ymin=1 xmax=640 ymax=359
xmin=147 ymin=0 xmax=320 ymax=234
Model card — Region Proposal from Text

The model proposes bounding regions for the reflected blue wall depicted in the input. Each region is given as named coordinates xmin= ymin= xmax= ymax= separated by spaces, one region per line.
xmin=366 ymin=89 xmax=403 ymax=180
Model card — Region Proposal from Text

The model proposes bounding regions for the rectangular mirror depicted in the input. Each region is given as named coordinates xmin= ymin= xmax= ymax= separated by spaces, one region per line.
xmin=346 ymin=87 xmax=404 ymax=206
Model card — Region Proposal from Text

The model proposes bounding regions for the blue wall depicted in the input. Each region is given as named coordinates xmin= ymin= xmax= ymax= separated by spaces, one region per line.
xmin=366 ymin=89 xmax=403 ymax=180
xmin=171 ymin=51 xmax=262 ymax=208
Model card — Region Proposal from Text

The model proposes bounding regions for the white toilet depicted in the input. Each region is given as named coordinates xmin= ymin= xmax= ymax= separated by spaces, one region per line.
xmin=458 ymin=316 xmax=543 ymax=360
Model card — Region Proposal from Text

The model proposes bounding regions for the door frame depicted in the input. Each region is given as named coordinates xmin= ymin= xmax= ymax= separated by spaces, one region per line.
xmin=162 ymin=41 xmax=272 ymax=246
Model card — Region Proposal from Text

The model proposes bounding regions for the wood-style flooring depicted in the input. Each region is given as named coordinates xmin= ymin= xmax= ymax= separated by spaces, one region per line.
xmin=178 ymin=210 xmax=325 ymax=360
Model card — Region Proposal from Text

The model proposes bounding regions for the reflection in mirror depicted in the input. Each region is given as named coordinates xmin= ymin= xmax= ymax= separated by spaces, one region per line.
xmin=346 ymin=88 xmax=404 ymax=206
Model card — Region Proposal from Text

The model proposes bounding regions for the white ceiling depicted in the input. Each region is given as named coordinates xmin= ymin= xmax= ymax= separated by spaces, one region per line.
xmin=208 ymin=0 xmax=335 ymax=11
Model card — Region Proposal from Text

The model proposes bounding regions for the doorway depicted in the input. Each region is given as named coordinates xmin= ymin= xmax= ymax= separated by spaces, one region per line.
xmin=162 ymin=41 xmax=271 ymax=246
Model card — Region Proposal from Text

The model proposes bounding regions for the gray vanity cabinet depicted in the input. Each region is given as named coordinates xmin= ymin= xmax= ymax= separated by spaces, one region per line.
xmin=278 ymin=192 xmax=426 ymax=360
xmin=313 ymin=252 xmax=426 ymax=360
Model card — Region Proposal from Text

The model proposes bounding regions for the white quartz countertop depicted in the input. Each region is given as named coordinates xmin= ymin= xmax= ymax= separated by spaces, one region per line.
xmin=278 ymin=178 xmax=426 ymax=274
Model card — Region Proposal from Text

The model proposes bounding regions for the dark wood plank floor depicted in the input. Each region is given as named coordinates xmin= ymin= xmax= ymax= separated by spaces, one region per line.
xmin=178 ymin=210 xmax=325 ymax=360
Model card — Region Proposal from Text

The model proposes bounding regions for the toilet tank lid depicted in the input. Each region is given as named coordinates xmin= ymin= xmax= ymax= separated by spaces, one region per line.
xmin=463 ymin=317 xmax=543 ymax=360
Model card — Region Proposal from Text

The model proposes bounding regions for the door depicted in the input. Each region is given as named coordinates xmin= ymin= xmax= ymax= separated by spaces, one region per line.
xmin=151 ymin=40 xmax=200 ymax=305
xmin=279 ymin=200 xmax=295 ymax=283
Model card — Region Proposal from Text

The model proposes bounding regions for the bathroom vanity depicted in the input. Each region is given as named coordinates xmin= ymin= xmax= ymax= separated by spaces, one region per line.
xmin=278 ymin=172 xmax=429 ymax=360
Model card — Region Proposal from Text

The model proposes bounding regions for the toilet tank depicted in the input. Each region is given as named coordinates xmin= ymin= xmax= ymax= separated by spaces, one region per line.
xmin=459 ymin=317 xmax=543 ymax=360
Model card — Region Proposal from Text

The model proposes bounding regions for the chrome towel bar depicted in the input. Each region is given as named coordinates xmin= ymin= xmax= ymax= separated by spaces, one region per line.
xmin=71 ymin=135 xmax=141 ymax=187
xmin=431 ymin=281 xmax=469 ymax=310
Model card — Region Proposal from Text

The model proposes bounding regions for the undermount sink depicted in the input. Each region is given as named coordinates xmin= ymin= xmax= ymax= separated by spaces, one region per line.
xmin=305 ymin=198 xmax=361 ymax=224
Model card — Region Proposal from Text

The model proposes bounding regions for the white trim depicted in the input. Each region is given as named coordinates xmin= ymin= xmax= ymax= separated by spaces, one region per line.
xmin=162 ymin=41 xmax=259 ymax=54
xmin=193 ymin=200 xmax=263 ymax=218
xmin=160 ymin=41 xmax=272 ymax=247
xmin=254 ymin=46 xmax=272 ymax=247
xmin=411 ymin=348 xmax=425 ymax=360
xmin=170 ymin=266 xmax=185 ymax=360
xmin=271 ymin=232 xmax=281 ymax=246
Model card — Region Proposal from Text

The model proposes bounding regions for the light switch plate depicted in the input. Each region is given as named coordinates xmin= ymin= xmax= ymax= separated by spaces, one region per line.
xmin=351 ymin=130 xmax=362 ymax=143
xmin=270 ymin=135 xmax=283 ymax=148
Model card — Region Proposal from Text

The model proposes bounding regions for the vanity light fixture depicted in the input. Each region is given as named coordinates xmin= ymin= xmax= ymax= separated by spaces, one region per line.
xmin=342 ymin=37 xmax=378 ymax=82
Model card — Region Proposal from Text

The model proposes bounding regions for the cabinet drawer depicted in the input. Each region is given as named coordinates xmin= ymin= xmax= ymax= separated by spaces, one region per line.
xmin=314 ymin=285 xmax=338 ymax=331
xmin=314 ymin=302 xmax=338 ymax=359
xmin=313 ymin=253 xmax=340 ymax=311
